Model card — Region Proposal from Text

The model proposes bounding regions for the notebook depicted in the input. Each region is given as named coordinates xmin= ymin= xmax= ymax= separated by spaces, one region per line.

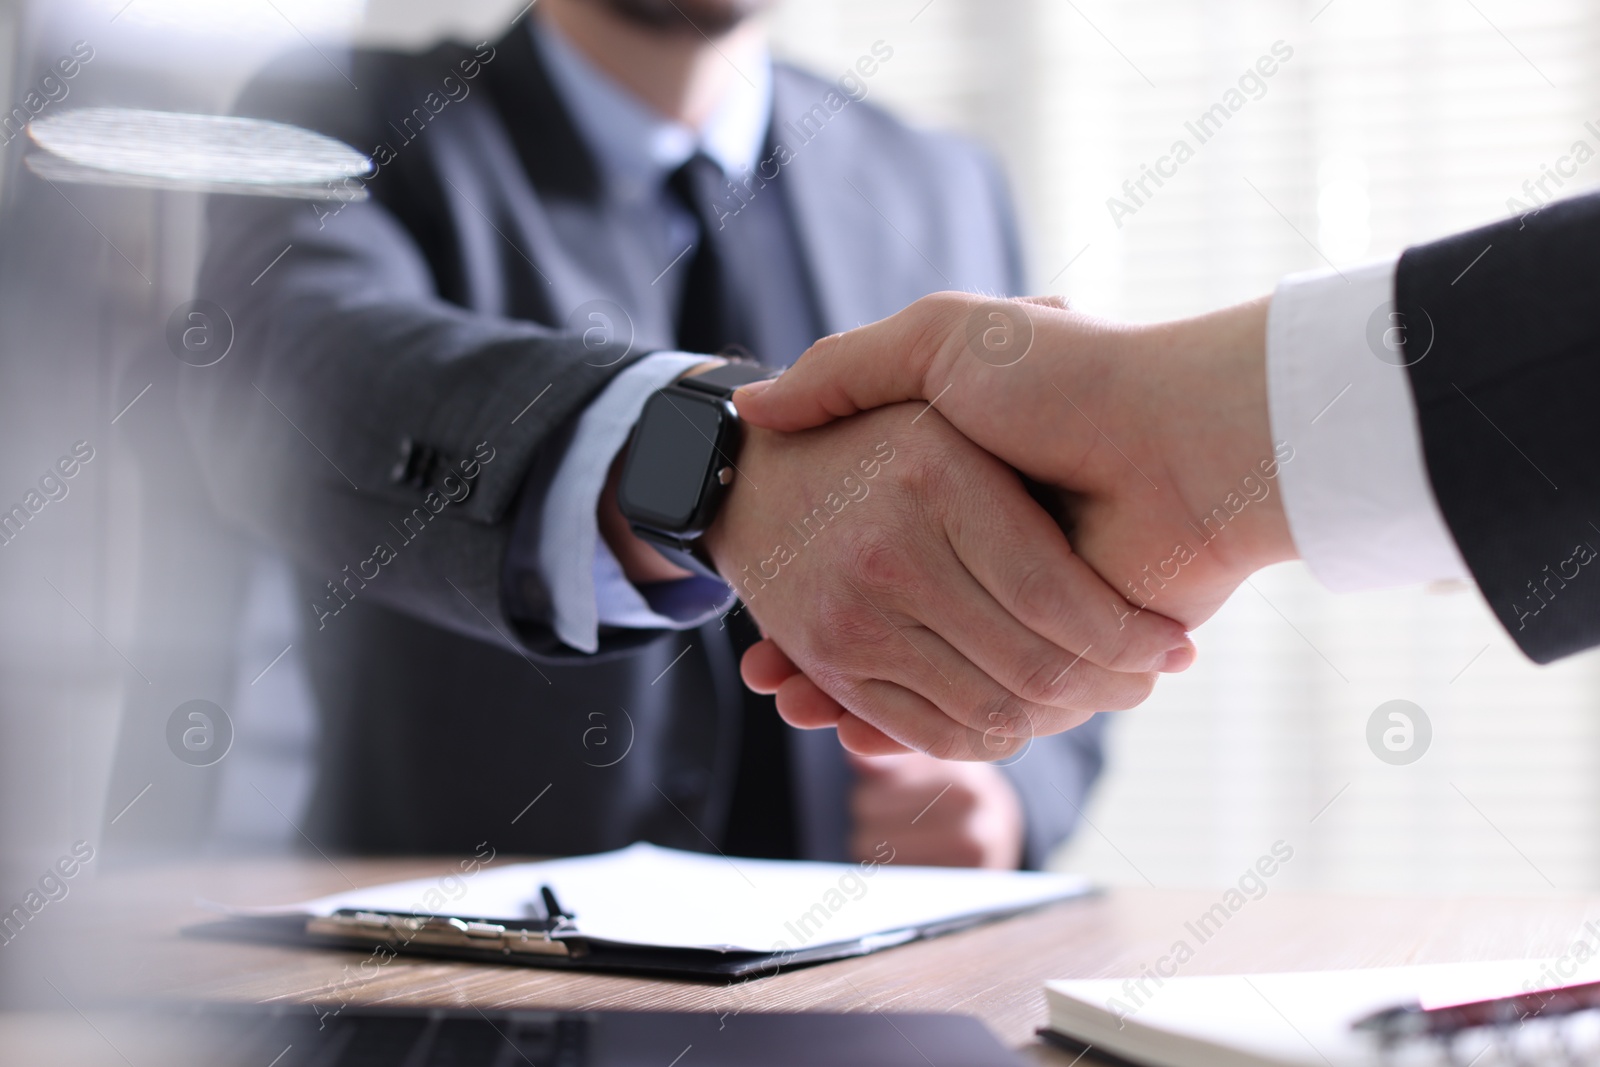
xmin=1042 ymin=957 xmax=1600 ymax=1067
xmin=200 ymin=842 xmax=1093 ymax=980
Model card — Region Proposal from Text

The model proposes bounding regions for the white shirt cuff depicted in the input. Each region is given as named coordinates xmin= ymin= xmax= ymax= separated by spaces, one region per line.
xmin=540 ymin=352 xmax=735 ymax=653
xmin=1266 ymin=257 xmax=1471 ymax=591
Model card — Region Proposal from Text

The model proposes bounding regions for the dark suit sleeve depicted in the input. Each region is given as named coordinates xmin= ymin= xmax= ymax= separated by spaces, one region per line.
xmin=955 ymin=142 xmax=1109 ymax=867
xmin=1002 ymin=716 xmax=1110 ymax=870
xmin=1398 ymin=191 xmax=1600 ymax=663
xmin=180 ymin=51 xmax=645 ymax=654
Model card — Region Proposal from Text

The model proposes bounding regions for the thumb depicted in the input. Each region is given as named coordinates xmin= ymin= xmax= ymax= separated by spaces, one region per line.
xmin=734 ymin=296 xmax=955 ymax=431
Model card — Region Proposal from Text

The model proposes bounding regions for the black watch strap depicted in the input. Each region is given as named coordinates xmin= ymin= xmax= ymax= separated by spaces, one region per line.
xmin=631 ymin=528 xmax=724 ymax=582
xmin=676 ymin=360 xmax=776 ymax=399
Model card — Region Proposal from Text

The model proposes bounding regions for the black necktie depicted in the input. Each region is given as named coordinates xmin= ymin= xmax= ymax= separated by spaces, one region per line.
xmin=668 ymin=153 xmax=755 ymax=358
xmin=665 ymin=152 xmax=797 ymax=859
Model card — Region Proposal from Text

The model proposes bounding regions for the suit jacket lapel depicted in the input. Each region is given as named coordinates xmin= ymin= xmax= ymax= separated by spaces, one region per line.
xmin=773 ymin=68 xmax=962 ymax=337
xmin=772 ymin=71 xmax=898 ymax=337
xmin=482 ymin=21 xmax=601 ymax=206
xmin=478 ymin=21 xmax=675 ymax=346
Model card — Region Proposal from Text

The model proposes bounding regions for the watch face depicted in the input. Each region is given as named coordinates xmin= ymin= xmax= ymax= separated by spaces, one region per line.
xmin=619 ymin=390 xmax=727 ymax=530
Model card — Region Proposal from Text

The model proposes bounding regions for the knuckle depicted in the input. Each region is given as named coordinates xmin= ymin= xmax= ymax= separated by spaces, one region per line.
xmin=881 ymin=441 xmax=938 ymax=495
xmin=1096 ymin=610 xmax=1151 ymax=671
xmin=906 ymin=293 xmax=973 ymax=374
xmin=1016 ymin=656 xmax=1073 ymax=706
xmin=808 ymin=330 xmax=843 ymax=362
xmin=1011 ymin=560 xmax=1069 ymax=634
xmin=843 ymin=525 xmax=914 ymax=592
xmin=923 ymin=730 xmax=969 ymax=763
xmin=1007 ymin=568 xmax=1148 ymax=674
xmin=913 ymin=290 xmax=968 ymax=323
xmin=1048 ymin=665 xmax=1097 ymax=710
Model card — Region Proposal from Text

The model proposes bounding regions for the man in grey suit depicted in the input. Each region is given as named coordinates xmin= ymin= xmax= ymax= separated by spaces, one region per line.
xmin=185 ymin=0 xmax=1185 ymax=867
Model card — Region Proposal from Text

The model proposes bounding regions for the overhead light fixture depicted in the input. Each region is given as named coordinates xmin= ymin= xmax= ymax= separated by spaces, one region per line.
xmin=92 ymin=0 xmax=364 ymax=42
xmin=26 ymin=108 xmax=372 ymax=200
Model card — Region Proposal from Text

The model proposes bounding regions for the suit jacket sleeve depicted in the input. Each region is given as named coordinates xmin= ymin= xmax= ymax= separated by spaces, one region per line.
xmin=181 ymin=47 xmax=647 ymax=655
xmin=1398 ymin=191 xmax=1600 ymax=663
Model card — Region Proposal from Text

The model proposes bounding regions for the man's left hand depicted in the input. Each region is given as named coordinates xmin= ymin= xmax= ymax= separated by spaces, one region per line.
xmin=849 ymin=751 xmax=1025 ymax=868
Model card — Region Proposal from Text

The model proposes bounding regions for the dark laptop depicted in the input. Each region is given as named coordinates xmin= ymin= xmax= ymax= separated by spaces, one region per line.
xmin=151 ymin=1003 xmax=1028 ymax=1066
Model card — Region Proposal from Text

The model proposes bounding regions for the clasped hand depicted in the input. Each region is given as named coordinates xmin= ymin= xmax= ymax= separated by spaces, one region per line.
xmin=700 ymin=291 xmax=1296 ymax=759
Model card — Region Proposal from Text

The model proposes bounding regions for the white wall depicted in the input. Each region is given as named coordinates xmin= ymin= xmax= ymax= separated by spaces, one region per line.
xmin=767 ymin=0 xmax=1600 ymax=895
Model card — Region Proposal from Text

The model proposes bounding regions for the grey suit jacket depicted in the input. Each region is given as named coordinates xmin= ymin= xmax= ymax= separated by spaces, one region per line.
xmin=184 ymin=22 xmax=1107 ymax=865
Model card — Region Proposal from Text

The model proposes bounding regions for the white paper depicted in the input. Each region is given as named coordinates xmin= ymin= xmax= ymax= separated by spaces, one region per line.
xmin=1047 ymin=955 xmax=1600 ymax=1067
xmin=220 ymin=842 xmax=1092 ymax=954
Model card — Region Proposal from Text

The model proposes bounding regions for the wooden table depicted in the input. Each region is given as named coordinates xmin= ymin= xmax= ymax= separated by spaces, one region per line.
xmin=25 ymin=856 xmax=1600 ymax=1064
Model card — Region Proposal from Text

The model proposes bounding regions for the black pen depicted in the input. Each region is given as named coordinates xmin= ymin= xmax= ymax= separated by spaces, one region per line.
xmin=1353 ymin=978 xmax=1600 ymax=1042
xmin=540 ymin=883 xmax=573 ymax=922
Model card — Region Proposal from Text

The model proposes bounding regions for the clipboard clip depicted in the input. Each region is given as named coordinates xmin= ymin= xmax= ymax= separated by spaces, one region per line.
xmin=304 ymin=884 xmax=582 ymax=959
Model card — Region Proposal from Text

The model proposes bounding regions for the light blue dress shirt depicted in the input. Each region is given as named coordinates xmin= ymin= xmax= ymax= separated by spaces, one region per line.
xmin=529 ymin=17 xmax=774 ymax=653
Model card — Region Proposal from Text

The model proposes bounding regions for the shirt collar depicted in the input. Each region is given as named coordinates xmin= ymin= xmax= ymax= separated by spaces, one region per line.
xmin=532 ymin=15 xmax=773 ymax=201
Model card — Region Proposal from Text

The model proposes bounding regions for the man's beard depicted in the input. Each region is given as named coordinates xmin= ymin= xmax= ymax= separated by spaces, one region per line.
xmin=594 ymin=0 xmax=774 ymax=37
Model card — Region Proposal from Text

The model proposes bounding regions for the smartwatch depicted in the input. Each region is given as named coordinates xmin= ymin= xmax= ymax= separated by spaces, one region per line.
xmin=616 ymin=361 xmax=775 ymax=578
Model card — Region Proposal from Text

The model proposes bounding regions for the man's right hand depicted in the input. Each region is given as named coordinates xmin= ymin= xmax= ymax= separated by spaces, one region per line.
xmin=698 ymin=400 xmax=1194 ymax=760
xmin=729 ymin=293 xmax=1307 ymax=751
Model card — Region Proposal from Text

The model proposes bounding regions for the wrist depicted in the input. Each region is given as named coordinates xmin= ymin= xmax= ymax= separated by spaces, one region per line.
xmin=699 ymin=422 xmax=774 ymax=583
xmin=1137 ymin=297 xmax=1296 ymax=578
xmin=599 ymin=359 xmax=733 ymax=585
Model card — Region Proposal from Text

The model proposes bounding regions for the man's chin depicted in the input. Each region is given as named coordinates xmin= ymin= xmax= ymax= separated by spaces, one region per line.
xmin=594 ymin=0 xmax=773 ymax=36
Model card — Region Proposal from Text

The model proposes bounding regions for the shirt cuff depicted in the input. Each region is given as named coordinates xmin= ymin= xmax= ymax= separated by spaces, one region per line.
xmin=1266 ymin=257 xmax=1471 ymax=591
xmin=539 ymin=351 xmax=736 ymax=653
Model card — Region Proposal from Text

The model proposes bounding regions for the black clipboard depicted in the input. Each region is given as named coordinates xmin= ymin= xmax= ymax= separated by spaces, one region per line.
xmin=188 ymin=882 xmax=1087 ymax=982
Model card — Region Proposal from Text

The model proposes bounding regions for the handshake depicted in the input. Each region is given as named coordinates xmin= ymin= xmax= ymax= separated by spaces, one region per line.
xmin=691 ymin=291 xmax=1299 ymax=762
